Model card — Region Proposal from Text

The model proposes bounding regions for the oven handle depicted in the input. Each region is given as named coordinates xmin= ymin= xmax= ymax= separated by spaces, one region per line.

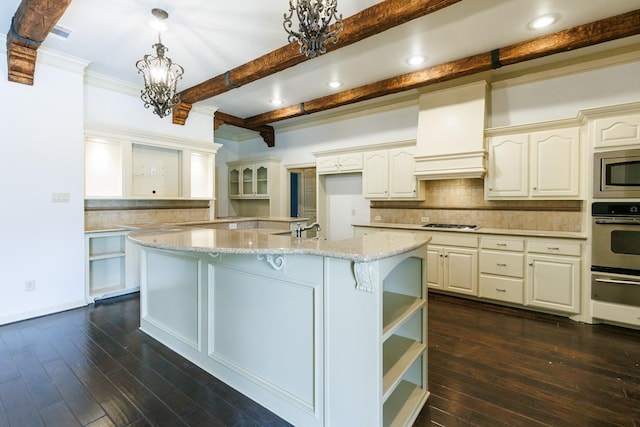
xmin=594 ymin=219 xmax=640 ymax=226
xmin=595 ymin=277 xmax=640 ymax=286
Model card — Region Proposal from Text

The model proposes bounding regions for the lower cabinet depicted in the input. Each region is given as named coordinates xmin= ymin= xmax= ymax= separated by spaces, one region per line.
xmin=85 ymin=230 xmax=140 ymax=303
xmin=479 ymin=237 xmax=525 ymax=304
xmin=526 ymin=239 xmax=581 ymax=313
xmin=427 ymin=233 xmax=478 ymax=296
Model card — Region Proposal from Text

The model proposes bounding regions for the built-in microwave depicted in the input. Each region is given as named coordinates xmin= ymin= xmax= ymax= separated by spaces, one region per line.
xmin=594 ymin=148 xmax=640 ymax=198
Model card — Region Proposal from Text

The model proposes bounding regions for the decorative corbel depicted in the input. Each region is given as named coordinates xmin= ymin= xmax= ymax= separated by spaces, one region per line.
xmin=172 ymin=101 xmax=192 ymax=125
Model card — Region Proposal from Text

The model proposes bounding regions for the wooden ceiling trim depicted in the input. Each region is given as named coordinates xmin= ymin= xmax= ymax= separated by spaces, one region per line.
xmin=174 ymin=0 xmax=462 ymax=116
xmin=244 ymin=9 xmax=640 ymax=128
xmin=214 ymin=111 xmax=275 ymax=147
xmin=6 ymin=0 xmax=73 ymax=85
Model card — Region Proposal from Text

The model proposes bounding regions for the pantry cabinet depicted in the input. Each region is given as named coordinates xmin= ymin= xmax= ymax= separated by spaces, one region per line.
xmin=426 ymin=233 xmax=478 ymax=296
xmin=485 ymin=125 xmax=581 ymax=199
xmin=363 ymin=146 xmax=421 ymax=200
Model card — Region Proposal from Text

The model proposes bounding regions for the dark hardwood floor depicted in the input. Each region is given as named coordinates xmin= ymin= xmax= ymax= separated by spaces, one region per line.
xmin=1 ymin=292 xmax=639 ymax=427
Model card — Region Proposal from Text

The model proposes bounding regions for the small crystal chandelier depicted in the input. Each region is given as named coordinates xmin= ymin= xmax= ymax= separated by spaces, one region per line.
xmin=135 ymin=9 xmax=184 ymax=118
xmin=283 ymin=0 xmax=344 ymax=58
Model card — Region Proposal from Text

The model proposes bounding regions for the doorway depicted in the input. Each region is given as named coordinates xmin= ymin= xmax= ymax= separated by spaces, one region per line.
xmin=289 ymin=167 xmax=317 ymax=237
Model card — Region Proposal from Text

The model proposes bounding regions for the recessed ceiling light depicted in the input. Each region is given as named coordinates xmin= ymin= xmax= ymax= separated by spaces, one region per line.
xmin=270 ymin=98 xmax=284 ymax=106
xmin=406 ymin=55 xmax=426 ymax=66
xmin=327 ymin=80 xmax=342 ymax=89
xmin=529 ymin=14 xmax=558 ymax=30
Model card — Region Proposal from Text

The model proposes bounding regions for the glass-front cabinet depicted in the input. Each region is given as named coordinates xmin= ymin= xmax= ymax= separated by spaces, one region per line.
xmin=228 ymin=161 xmax=273 ymax=199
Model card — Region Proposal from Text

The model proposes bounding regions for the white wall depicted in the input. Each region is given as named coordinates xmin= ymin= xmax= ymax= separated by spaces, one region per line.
xmin=215 ymin=103 xmax=419 ymax=217
xmin=490 ymin=60 xmax=640 ymax=128
xmin=0 ymin=52 xmax=87 ymax=324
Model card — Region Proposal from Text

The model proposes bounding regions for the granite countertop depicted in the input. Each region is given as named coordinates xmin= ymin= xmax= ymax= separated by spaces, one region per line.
xmin=85 ymin=217 xmax=309 ymax=233
xmin=127 ymin=228 xmax=431 ymax=263
xmin=353 ymin=222 xmax=587 ymax=240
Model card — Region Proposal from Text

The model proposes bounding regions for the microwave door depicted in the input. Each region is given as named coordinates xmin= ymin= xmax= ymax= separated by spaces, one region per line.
xmin=605 ymin=157 xmax=640 ymax=187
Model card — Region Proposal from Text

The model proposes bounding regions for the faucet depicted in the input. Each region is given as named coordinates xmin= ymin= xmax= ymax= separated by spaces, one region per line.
xmin=294 ymin=222 xmax=321 ymax=238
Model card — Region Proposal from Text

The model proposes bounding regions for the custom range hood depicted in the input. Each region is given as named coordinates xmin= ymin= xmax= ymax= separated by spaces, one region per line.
xmin=414 ymin=80 xmax=487 ymax=180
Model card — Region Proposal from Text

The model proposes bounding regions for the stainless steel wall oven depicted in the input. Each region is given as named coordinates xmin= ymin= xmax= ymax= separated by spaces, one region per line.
xmin=591 ymin=202 xmax=640 ymax=305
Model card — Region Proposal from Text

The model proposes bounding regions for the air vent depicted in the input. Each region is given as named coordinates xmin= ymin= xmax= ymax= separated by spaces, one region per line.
xmin=50 ymin=24 xmax=73 ymax=39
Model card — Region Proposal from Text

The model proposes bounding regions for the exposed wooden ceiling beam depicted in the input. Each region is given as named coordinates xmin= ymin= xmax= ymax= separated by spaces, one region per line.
xmin=6 ymin=0 xmax=73 ymax=85
xmin=244 ymin=9 xmax=640 ymax=128
xmin=172 ymin=0 xmax=462 ymax=123
xmin=214 ymin=111 xmax=275 ymax=147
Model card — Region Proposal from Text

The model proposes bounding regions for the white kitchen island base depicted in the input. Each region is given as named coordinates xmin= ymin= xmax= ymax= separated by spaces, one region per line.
xmin=130 ymin=229 xmax=429 ymax=427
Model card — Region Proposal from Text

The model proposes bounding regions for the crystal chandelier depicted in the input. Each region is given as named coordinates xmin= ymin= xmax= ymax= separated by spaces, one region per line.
xmin=283 ymin=0 xmax=344 ymax=58
xmin=135 ymin=9 xmax=184 ymax=118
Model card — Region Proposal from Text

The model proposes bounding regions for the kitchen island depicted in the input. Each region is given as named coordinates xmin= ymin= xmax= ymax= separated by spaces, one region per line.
xmin=128 ymin=227 xmax=430 ymax=427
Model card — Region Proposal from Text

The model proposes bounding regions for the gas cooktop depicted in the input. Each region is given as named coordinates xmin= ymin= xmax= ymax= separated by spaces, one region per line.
xmin=422 ymin=223 xmax=478 ymax=230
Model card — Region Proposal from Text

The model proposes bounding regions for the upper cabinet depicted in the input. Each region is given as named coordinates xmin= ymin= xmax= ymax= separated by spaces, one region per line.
xmin=85 ymin=124 xmax=221 ymax=200
xmin=363 ymin=146 xmax=422 ymax=200
xmin=316 ymin=153 xmax=363 ymax=175
xmin=485 ymin=124 xmax=582 ymax=200
xmin=590 ymin=110 xmax=640 ymax=150
xmin=228 ymin=161 xmax=273 ymax=199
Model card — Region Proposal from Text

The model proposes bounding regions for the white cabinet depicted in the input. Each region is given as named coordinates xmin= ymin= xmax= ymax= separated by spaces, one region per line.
xmin=227 ymin=158 xmax=282 ymax=217
xmin=85 ymin=125 xmax=220 ymax=199
xmin=229 ymin=162 xmax=271 ymax=198
xmin=85 ymin=231 xmax=139 ymax=303
xmin=485 ymin=125 xmax=581 ymax=199
xmin=316 ymin=153 xmax=363 ymax=174
xmin=479 ymin=237 xmax=525 ymax=304
xmin=363 ymin=147 xmax=421 ymax=200
xmin=381 ymin=255 xmax=428 ymax=426
xmin=526 ymin=239 xmax=581 ymax=314
xmin=592 ymin=111 xmax=640 ymax=149
xmin=426 ymin=233 xmax=478 ymax=296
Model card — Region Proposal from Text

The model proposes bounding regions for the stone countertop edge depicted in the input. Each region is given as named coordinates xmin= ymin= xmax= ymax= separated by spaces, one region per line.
xmin=85 ymin=217 xmax=310 ymax=233
xmin=353 ymin=222 xmax=587 ymax=240
xmin=127 ymin=228 xmax=431 ymax=263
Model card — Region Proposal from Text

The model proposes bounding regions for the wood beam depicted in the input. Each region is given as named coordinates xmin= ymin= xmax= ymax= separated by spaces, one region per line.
xmin=214 ymin=111 xmax=275 ymax=147
xmin=174 ymin=0 xmax=462 ymax=123
xmin=245 ymin=9 xmax=640 ymax=127
xmin=6 ymin=0 xmax=73 ymax=85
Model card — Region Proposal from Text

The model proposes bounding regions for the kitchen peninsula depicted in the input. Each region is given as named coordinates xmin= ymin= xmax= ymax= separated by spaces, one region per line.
xmin=127 ymin=227 xmax=430 ymax=427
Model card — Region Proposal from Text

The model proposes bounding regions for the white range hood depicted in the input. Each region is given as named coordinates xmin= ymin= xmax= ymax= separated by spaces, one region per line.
xmin=414 ymin=80 xmax=487 ymax=180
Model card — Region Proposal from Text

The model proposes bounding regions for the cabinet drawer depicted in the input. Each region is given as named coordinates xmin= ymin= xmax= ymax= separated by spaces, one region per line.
xmin=479 ymin=275 xmax=523 ymax=304
xmin=427 ymin=232 xmax=478 ymax=248
xmin=480 ymin=251 xmax=524 ymax=277
xmin=528 ymin=240 xmax=581 ymax=256
xmin=592 ymin=301 xmax=640 ymax=327
xmin=480 ymin=237 xmax=524 ymax=252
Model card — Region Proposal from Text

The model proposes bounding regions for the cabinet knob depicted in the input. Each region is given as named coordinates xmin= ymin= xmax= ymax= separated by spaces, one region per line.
xmin=528 ymin=262 xmax=533 ymax=266
xmin=489 ymin=187 xmax=493 ymax=191
xmin=533 ymin=186 xmax=537 ymax=190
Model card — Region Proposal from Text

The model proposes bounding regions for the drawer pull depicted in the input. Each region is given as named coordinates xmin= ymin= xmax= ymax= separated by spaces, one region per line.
xmin=496 ymin=243 xmax=507 ymax=247
xmin=496 ymin=263 xmax=507 ymax=267
xmin=496 ymin=288 xmax=507 ymax=292
xmin=547 ymin=247 xmax=560 ymax=250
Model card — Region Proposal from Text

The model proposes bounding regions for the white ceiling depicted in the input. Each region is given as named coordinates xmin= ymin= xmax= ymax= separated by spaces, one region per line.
xmin=2 ymin=0 xmax=639 ymax=128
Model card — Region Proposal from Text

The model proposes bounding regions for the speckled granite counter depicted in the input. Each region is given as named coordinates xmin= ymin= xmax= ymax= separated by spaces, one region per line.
xmin=128 ymin=227 xmax=431 ymax=262
xmin=353 ymin=222 xmax=586 ymax=240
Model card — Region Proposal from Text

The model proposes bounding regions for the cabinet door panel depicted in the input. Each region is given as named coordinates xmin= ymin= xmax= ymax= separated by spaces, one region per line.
xmin=486 ymin=134 xmax=528 ymax=197
xmin=444 ymin=248 xmax=478 ymax=295
xmin=363 ymin=150 xmax=389 ymax=198
xmin=389 ymin=147 xmax=417 ymax=198
xmin=526 ymin=254 xmax=580 ymax=313
xmin=426 ymin=247 xmax=443 ymax=289
xmin=530 ymin=128 xmax=580 ymax=197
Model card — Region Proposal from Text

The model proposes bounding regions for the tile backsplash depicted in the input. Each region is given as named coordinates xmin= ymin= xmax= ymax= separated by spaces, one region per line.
xmin=371 ymin=179 xmax=583 ymax=232
xmin=85 ymin=199 xmax=211 ymax=230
